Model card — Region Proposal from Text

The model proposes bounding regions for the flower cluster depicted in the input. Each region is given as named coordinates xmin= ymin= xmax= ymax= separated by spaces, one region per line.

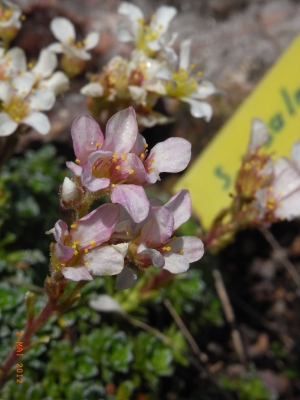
xmin=47 ymin=107 xmax=204 ymax=289
xmin=0 ymin=45 xmax=69 ymax=137
xmin=81 ymin=2 xmax=216 ymax=128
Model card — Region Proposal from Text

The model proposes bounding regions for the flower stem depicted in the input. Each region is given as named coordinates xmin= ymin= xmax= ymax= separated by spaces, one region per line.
xmin=0 ymin=298 xmax=57 ymax=390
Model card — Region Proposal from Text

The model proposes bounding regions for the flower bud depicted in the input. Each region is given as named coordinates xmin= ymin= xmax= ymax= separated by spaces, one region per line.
xmin=61 ymin=177 xmax=78 ymax=203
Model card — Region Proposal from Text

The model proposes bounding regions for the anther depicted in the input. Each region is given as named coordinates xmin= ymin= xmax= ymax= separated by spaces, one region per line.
xmin=75 ymin=159 xmax=80 ymax=164
xmin=90 ymin=240 xmax=96 ymax=246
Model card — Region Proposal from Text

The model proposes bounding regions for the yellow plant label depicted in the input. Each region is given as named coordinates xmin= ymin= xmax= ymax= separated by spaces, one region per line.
xmin=173 ymin=33 xmax=300 ymax=230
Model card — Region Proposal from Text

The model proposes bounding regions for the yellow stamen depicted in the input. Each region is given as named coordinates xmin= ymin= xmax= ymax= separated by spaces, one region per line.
xmin=84 ymin=262 xmax=89 ymax=266
xmin=129 ymin=169 xmax=134 ymax=174
xmin=90 ymin=240 xmax=96 ymax=246
xmin=140 ymin=153 xmax=145 ymax=159
xmin=144 ymin=143 xmax=148 ymax=148
xmin=74 ymin=250 xmax=78 ymax=256
xmin=84 ymin=248 xmax=89 ymax=253
xmin=96 ymin=142 xmax=101 ymax=147
xmin=70 ymin=223 xmax=77 ymax=229
xmin=116 ymin=165 xmax=121 ymax=170
xmin=75 ymin=159 xmax=80 ymax=164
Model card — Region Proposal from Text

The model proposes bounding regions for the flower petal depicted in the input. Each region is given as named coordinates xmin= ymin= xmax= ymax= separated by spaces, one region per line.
xmin=40 ymin=71 xmax=70 ymax=95
xmin=117 ymin=20 xmax=134 ymax=43
xmin=61 ymin=266 xmax=93 ymax=281
xmin=137 ymin=243 xmax=165 ymax=268
xmin=103 ymin=107 xmax=138 ymax=154
xmin=114 ymin=265 xmax=137 ymax=290
xmin=182 ymin=97 xmax=213 ymax=121
xmin=146 ymin=137 xmax=191 ymax=176
xmin=0 ymin=112 xmax=18 ymax=136
xmin=13 ymin=72 xmax=35 ymax=97
xmin=111 ymin=184 xmax=150 ymax=223
xmin=248 ymin=119 xmax=269 ymax=152
xmin=140 ymin=206 xmax=174 ymax=244
xmin=47 ymin=42 xmax=64 ymax=53
xmin=84 ymin=31 xmax=100 ymax=50
xmin=29 ymin=89 xmax=56 ymax=111
xmin=191 ymin=81 xmax=217 ymax=100
xmin=71 ymin=203 xmax=118 ymax=248
xmin=164 ymin=190 xmax=191 ymax=230
xmin=66 ymin=161 xmax=82 ymax=176
xmin=117 ymin=2 xmax=144 ymax=40
xmin=84 ymin=245 xmax=124 ymax=276
xmin=291 ymin=139 xmax=300 ymax=169
xmin=179 ymin=39 xmax=191 ymax=70
xmin=171 ymin=236 xmax=204 ymax=262
xmin=71 ymin=114 xmax=104 ymax=164
xmin=61 ymin=177 xmax=78 ymax=202
xmin=50 ymin=17 xmax=75 ymax=44
xmin=80 ymin=82 xmax=104 ymax=97
xmin=7 ymin=47 xmax=27 ymax=73
xmin=81 ymin=163 xmax=110 ymax=192
xmin=22 ymin=112 xmax=51 ymax=135
xmin=163 ymin=253 xmax=189 ymax=273
xmin=32 ymin=49 xmax=57 ymax=79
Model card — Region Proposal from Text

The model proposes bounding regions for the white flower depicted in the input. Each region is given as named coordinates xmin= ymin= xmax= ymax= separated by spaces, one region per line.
xmin=0 ymin=72 xmax=55 ymax=136
xmin=117 ymin=2 xmax=177 ymax=55
xmin=256 ymin=140 xmax=300 ymax=221
xmin=0 ymin=0 xmax=21 ymax=30
xmin=48 ymin=17 xmax=100 ymax=60
xmin=157 ymin=39 xmax=217 ymax=121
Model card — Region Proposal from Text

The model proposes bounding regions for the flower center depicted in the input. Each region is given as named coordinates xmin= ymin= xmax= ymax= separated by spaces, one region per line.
xmin=2 ymin=95 xmax=29 ymax=122
xmin=166 ymin=68 xmax=198 ymax=98
xmin=0 ymin=5 xmax=13 ymax=22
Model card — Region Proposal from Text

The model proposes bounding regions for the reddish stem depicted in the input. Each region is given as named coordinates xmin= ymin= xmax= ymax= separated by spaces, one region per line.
xmin=0 ymin=298 xmax=57 ymax=389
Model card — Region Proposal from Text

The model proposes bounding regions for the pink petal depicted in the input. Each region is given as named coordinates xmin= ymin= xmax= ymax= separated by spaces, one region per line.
xmin=146 ymin=137 xmax=191 ymax=176
xmin=163 ymin=253 xmax=189 ymax=273
xmin=164 ymin=190 xmax=191 ymax=230
xmin=114 ymin=265 xmax=137 ymax=290
xmin=137 ymin=243 xmax=165 ymax=268
xmin=71 ymin=115 xmax=104 ymax=165
xmin=84 ymin=245 xmax=124 ymax=276
xmin=71 ymin=203 xmax=119 ymax=247
xmin=61 ymin=266 xmax=93 ymax=281
xmin=66 ymin=161 xmax=82 ymax=176
xmin=54 ymin=241 xmax=74 ymax=262
xmin=103 ymin=107 xmax=138 ymax=154
xmin=82 ymin=163 xmax=110 ymax=192
xmin=140 ymin=206 xmax=174 ymax=244
xmin=171 ymin=236 xmax=204 ymax=263
xmin=111 ymin=184 xmax=149 ymax=223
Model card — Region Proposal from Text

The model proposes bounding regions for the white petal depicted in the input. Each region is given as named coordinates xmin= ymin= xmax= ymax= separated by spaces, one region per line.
xmin=291 ymin=139 xmax=300 ymax=170
xmin=84 ymin=31 xmax=100 ymax=50
xmin=61 ymin=266 xmax=93 ymax=281
xmin=47 ymin=42 xmax=64 ymax=53
xmin=0 ymin=81 xmax=11 ymax=103
xmin=40 ymin=71 xmax=69 ymax=95
xmin=247 ymin=119 xmax=269 ymax=152
xmin=7 ymin=47 xmax=27 ymax=73
xmin=12 ymin=72 xmax=35 ymax=97
xmin=163 ymin=253 xmax=189 ymax=273
xmin=179 ymin=39 xmax=191 ymax=71
xmin=182 ymin=98 xmax=213 ymax=121
xmin=29 ymin=89 xmax=55 ymax=111
xmin=84 ymin=246 xmax=124 ymax=276
xmin=0 ymin=112 xmax=18 ymax=136
xmin=156 ymin=66 xmax=173 ymax=81
xmin=69 ymin=47 xmax=91 ymax=60
xmin=128 ymin=85 xmax=147 ymax=105
xmin=32 ymin=49 xmax=57 ymax=79
xmin=150 ymin=6 xmax=177 ymax=36
xmin=80 ymin=82 xmax=104 ymax=97
xmin=22 ymin=112 xmax=51 ymax=135
xmin=191 ymin=80 xmax=217 ymax=99
xmin=114 ymin=265 xmax=137 ymax=290
xmin=118 ymin=2 xmax=144 ymax=40
xmin=89 ymin=294 xmax=125 ymax=314
xmin=117 ymin=20 xmax=134 ymax=43
xmin=50 ymin=17 xmax=75 ymax=44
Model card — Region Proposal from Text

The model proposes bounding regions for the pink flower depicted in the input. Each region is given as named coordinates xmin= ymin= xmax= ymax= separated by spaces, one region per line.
xmin=47 ymin=203 xmax=119 ymax=281
xmin=113 ymin=190 xmax=204 ymax=289
xmin=67 ymin=107 xmax=191 ymax=223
